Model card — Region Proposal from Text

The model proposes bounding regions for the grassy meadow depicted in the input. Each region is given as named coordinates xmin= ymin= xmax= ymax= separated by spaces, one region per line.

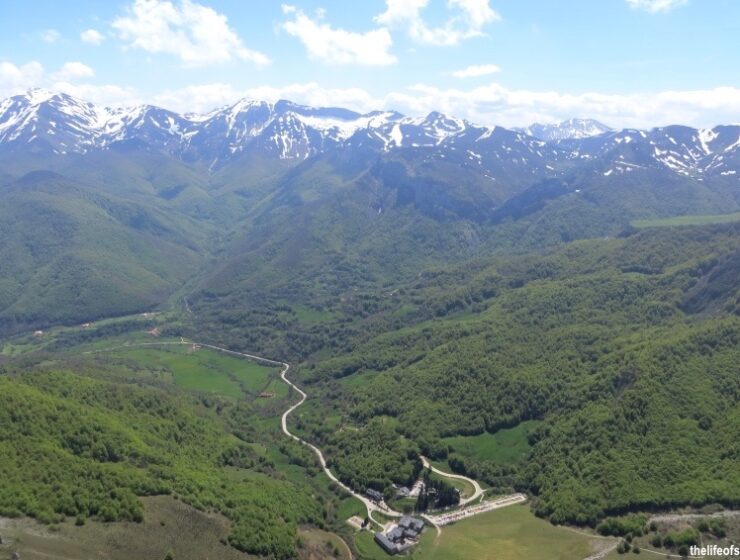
xmin=411 ymin=505 xmax=609 ymax=560
xmin=104 ymin=344 xmax=279 ymax=401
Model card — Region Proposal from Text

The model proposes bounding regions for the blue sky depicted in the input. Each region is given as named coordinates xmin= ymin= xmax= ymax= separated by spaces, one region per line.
xmin=1 ymin=0 xmax=738 ymax=127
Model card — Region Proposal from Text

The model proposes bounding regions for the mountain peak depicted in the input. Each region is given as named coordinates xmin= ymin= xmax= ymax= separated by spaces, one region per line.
xmin=22 ymin=88 xmax=62 ymax=105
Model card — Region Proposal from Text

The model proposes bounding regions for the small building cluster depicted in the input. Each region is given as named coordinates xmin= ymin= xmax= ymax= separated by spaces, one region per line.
xmin=374 ymin=516 xmax=425 ymax=555
xmin=365 ymin=488 xmax=384 ymax=503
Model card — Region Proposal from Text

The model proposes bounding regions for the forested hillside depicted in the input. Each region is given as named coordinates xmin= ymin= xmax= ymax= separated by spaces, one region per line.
xmin=253 ymin=223 xmax=740 ymax=525
xmin=0 ymin=350 xmax=332 ymax=559
xmin=0 ymin=170 xmax=205 ymax=336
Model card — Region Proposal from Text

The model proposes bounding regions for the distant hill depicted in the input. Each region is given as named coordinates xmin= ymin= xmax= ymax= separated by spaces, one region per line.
xmin=0 ymin=171 xmax=203 ymax=334
xmin=516 ymin=118 xmax=612 ymax=141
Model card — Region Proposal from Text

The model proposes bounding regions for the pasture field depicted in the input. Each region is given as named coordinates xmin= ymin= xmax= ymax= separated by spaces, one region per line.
xmin=354 ymin=531 xmax=393 ymax=560
xmin=105 ymin=344 xmax=278 ymax=400
xmin=388 ymin=497 xmax=418 ymax=513
xmin=293 ymin=304 xmax=337 ymax=324
xmin=338 ymin=369 xmax=381 ymax=388
xmin=336 ymin=497 xmax=366 ymax=522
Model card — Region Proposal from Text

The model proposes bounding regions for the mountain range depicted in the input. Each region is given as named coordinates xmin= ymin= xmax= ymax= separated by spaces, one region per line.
xmin=0 ymin=89 xmax=738 ymax=337
xmin=1 ymin=89 xmax=739 ymax=181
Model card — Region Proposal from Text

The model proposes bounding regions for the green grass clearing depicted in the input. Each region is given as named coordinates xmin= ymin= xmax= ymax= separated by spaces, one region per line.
xmin=443 ymin=420 xmax=541 ymax=465
xmin=338 ymin=370 xmax=382 ymax=388
xmin=105 ymin=345 xmax=278 ymax=400
xmin=337 ymin=497 xmax=367 ymax=522
xmin=297 ymin=528 xmax=352 ymax=560
xmin=388 ymin=497 xmax=418 ymax=514
xmin=293 ymin=304 xmax=336 ymax=324
xmin=429 ymin=471 xmax=475 ymax=499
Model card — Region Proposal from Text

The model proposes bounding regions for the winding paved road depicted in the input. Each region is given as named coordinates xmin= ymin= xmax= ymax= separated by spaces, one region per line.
xmin=420 ymin=455 xmax=484 ymax=506
xmin=277 ymin=358 xmax=403 ymax=519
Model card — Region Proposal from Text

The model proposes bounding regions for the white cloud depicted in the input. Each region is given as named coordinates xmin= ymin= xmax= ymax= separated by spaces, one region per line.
xmin=151 ymin=82 xmax=380 ymax=114
xmin=52 ymin=82 xmax=143 ymax=108
xmin=152 ymin=83 xmax=246 ymax=113
xmin=51 ymin=62 xmax=95 ymax=82
xmin=380 ymin=82 xmax=740 ymax=129
xmin=1 ymin=59 xmax=739 ymax=130
xmin=281 ymin=6 xmax=397 ymax=66
xmin=375 ymin=0 xmax=428 ymax=25
xmin=80 ymin=29 xmax=105 ymax=45
xmin=143 ymin=81 xmax=740 ymax=129
xmin=0 ymin=61 xmax=44 ymax=98
xmin=0 ymin=61 xmax=139 ymax=108
xmin=626 ymin=0 xmax=688 ymax=13
xmin=40 ymin=29 xmax=61 ymax=43
xmin=112 ymin=0 xmax=270 ymax=67
xmin=376 ymin=0 xmax=500 ymax=46
xmin=452 ymin=64 xmax=500 ymax=78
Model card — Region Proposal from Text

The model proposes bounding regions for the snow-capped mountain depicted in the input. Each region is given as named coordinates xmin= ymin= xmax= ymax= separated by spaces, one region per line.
xmin=0 ymin=89 xmax=111 ymax=153
xmin=104 ymin=104 xmax=195 ymax=153
xmin=518 ymin=118 xmax=612 ymax=141
xmin=555 ymin=125 xmax=740 ymax=179
xmin=0 ymin=90 xmax=407 ymax=164
xmin=0 ymin=89 xmax=738 ymax=184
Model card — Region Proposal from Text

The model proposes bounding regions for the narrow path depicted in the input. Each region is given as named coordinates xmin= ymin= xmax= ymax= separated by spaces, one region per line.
xmin=420 ymin=455 xmax=484 ymax=506
xmin=333 ymin=530 xmax=354 ymax=560
xmin=648 ymin=510 xmax=740 ymax=523
xmin=582 ymin=541 xmax=618 ymax=560
xmin=278 ymin=359 xmax=402 ymax=519
xmin=426 ymin=518 xmax=442 ymax=538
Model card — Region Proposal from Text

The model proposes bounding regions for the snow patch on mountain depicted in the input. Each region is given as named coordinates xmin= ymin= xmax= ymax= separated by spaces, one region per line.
xmin=519 ymin=118 xmax=612 ymax=141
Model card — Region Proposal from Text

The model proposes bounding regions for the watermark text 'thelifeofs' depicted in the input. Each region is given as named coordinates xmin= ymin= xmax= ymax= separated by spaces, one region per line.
xmin=689 ymin=544 xmax=740 ymax=557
